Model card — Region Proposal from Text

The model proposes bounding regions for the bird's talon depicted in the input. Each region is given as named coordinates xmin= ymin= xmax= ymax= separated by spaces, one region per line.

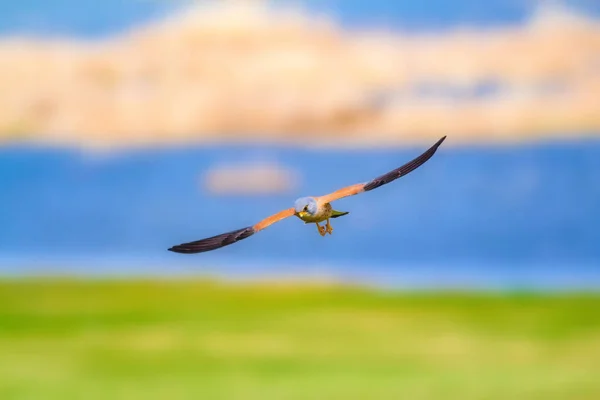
xmin=316 ymin=223 xmax=327 ymax=237
xmin=325 ymin=219 xmax=334 ymax=235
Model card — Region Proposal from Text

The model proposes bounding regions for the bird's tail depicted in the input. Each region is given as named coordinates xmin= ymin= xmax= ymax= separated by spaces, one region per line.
xmin=331 ymin=210 xmax=349 ymax=218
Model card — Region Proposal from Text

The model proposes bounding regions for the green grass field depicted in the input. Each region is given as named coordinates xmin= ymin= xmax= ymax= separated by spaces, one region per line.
xmin=0 ymin=278 xmax=599 ymax=399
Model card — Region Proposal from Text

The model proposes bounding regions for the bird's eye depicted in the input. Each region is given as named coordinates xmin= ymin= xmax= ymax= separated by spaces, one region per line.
xmin=303 ymin=206 xmax=308 ymax=212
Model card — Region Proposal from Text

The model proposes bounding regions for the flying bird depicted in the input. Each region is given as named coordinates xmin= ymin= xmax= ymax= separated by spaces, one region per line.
xmin=169 ymin=136 xmax=446 ymax=254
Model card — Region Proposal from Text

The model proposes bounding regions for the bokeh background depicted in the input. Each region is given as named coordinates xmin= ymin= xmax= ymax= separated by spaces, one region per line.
xmin=1 ymin=0 xmax=599 ymax=398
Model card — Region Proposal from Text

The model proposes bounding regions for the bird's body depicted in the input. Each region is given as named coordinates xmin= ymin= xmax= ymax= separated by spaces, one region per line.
xmin=294 ymin=198 xmax=349 ymax=235
xmin=294 ymin=198 xmax=348 ymax=222
xmin=168 ymin=136 xmax=446 ymax=254
xmin=296 ymin=200 xmax=333 ymax=223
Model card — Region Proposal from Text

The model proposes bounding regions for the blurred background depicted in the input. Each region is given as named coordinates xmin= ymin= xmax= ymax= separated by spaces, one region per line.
xmin=1 ymin=0 xmax=599 ymax=398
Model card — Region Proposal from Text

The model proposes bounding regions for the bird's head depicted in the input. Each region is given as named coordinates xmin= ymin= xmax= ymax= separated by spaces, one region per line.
xmin=294 ymin=197 xmax=318 ymax=218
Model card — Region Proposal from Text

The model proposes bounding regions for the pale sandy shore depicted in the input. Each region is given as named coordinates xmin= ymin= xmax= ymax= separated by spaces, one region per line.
xmin=0 ymin=1 xmax=599 ymax=148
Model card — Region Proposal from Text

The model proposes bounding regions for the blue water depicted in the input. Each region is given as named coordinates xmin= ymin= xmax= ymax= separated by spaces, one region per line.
xmin=1 ymin=139 xmax=600 ymax=289
xmin=1 ymin=0 xmax=599 ymax=38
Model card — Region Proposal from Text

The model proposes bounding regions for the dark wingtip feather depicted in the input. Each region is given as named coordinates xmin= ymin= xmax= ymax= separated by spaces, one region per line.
xmin=363 ymin=135 xmax=447 ymax=192
xmin=168 ymin=226 xmax=255 ymax=254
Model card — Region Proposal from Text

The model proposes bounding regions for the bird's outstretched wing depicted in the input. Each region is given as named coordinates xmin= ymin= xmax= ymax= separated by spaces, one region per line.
xmin=168 ymin=208 xmax=295 ymax=254
xmin=318 ymin=136 xmax=446 ymax=204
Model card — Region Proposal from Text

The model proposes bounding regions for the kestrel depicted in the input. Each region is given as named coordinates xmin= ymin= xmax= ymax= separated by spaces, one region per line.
xmin=169 ymin=136 xmax=446 ymax=254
